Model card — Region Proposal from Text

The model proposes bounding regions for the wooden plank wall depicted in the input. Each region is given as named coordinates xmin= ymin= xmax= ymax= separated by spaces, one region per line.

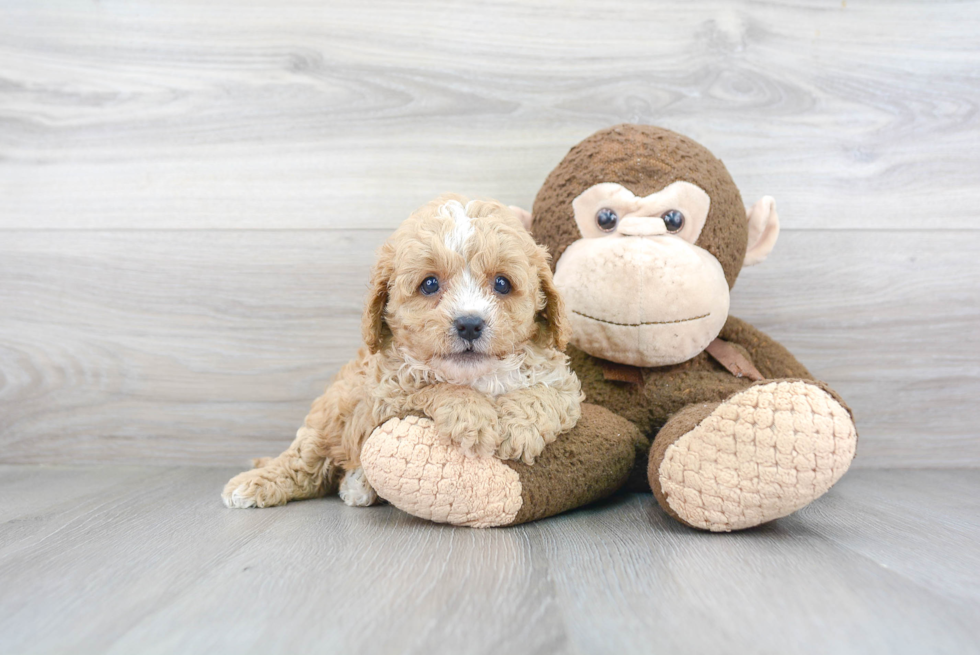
xmin=1 ymin=0 xmax=978 ymax=467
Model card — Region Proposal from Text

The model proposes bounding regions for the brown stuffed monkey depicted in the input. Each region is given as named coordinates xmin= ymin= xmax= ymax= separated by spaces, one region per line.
xmin=361 ymin=124 xmax=857 ymax=531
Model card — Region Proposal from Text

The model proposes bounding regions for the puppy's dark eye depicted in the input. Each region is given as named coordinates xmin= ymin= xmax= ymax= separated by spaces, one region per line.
xmin=493 ymin=275 xmax=512 ymax=295
xmin=596 ymin=208 xmax=619 ymax=232
xmin=419 ymin=276 xmax=440 ymax=295
xmin=662 ymin=209 xmax=685 ymax=232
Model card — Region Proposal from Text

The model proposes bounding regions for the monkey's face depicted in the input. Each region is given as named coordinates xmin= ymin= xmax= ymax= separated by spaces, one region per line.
xmin=531 ymin=124 xmax=780 ymax=368
xmin=553 ymin=181 xmax=730 ymax=367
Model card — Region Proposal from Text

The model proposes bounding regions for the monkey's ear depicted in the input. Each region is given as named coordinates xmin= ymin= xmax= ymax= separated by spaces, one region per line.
xmin=508 ymin=205 xmax=533 ymax=231
xmin=534 ymin=246 xmax=570 ymax=351
xmin=744 ymin=196 xmax=780 ymax=267
xmin=361 ymin=242 xmax=395 ymax=353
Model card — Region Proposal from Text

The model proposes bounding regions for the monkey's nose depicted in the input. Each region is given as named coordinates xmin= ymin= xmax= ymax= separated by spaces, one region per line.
xmin=618 ymin=216 xmax=668 ymax=237
xmin=454 ymin=315 xmax=485 ymax=342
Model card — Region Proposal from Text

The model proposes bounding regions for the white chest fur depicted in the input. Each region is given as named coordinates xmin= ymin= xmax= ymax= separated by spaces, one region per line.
xmin=393 ymin=347 xmax=570 ymax=398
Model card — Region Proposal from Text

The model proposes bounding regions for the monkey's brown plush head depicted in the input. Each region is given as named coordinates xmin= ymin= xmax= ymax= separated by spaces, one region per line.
xmin=527 ymin=124 xmax=780 ymax=367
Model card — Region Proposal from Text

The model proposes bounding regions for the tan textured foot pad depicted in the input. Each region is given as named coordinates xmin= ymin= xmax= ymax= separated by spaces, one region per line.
xmin=659 ymin=381 xmax=857 ymax=532
xmin=360 ymin=416 xmax=523 ymax=528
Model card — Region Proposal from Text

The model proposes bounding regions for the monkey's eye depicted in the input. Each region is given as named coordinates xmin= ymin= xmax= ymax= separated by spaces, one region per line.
xmin=419 ymin=276 xmax=440 ymax=295
xmin=595 ymin=208 xmax=619 ymax=232
xmin=662 ymin=209 xmax=685 ymax=233
xmin=493 ymin=275 xmax=512 ymax=295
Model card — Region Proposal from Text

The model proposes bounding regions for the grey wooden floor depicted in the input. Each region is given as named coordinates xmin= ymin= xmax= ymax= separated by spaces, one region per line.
xmin=0 ymin=466 xmax=977 ymax=655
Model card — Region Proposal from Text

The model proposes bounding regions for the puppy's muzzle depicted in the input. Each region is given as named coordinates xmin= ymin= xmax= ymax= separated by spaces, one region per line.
xmin=454 ymin=315 xmax=485 ymax=343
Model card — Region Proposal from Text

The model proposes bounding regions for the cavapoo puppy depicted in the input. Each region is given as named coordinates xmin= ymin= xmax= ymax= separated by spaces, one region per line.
xmin=222 ymin=195 xmax=583 ymax=509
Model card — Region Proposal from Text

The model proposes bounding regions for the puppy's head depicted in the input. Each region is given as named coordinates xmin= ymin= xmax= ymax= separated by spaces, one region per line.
xmin=363 ymin=194 xmax=568 ymax=381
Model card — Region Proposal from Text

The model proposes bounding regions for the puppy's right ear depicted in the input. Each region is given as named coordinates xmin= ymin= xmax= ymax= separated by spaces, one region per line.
xmin=533 ymin=244 xmax=570 ymax=351
xmin=362 ymin=242 xmax=395 ymax=354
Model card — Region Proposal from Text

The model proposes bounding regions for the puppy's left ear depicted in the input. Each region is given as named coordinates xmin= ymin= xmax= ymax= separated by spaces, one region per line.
xmin=362 ymin=242 xmax=395 ymax=354
xmin=534 ymin=246 xmax=570 ymax=351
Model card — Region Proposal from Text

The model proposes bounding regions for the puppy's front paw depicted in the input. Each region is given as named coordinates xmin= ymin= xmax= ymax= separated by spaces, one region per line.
xmin=221 ymin=467 xmax=290 ymax=509
xmin=496 ymin=418 xmax=549 ymax=465
xmin=431 ymin=400 xmax=499 ymax=458
xmin=338 ymin=467 xmax=378 ymax=507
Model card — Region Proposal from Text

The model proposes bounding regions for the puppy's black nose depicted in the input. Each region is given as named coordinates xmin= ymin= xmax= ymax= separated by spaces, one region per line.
xmin=454 ymin=315 xmax=485 ymax=342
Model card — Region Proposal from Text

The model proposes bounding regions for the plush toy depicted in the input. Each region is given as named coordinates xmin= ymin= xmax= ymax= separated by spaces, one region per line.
xmin=360 ymin=124 xmax=858 ymax=531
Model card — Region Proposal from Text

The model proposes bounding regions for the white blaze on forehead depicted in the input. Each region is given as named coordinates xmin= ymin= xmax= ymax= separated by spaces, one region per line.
xmin=436 ymin=200 xmax=497 ymax=327
xmin=440 ymin=200 xmax=475 ymax=254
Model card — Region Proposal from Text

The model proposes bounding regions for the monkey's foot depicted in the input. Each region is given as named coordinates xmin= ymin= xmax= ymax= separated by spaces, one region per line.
xmin=360 ymin=416 xmax=523 ymax=527
xmin=650 ymin=380 xmax=857 ymax=532
xmin=361 ymin=406 xmax=639 ymax=528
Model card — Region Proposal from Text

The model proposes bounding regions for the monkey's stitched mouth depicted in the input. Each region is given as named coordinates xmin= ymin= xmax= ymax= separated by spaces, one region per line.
xmin=571 ymin=310 xmax=710 ymax=327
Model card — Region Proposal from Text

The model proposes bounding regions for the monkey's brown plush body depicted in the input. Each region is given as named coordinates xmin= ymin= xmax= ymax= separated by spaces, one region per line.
xmin=361 ymin=125 xmax=857 ymax=531
xmin=567 ymin=320 xmax=854 ymax=530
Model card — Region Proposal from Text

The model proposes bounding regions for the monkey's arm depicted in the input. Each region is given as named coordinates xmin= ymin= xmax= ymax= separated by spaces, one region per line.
xmin=719 ymin=316 xmax=815 ymax=381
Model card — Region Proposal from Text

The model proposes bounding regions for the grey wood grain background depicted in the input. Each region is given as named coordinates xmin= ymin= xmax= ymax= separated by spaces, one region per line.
xmin=1 ymin=0 xmax=978 ymax=467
